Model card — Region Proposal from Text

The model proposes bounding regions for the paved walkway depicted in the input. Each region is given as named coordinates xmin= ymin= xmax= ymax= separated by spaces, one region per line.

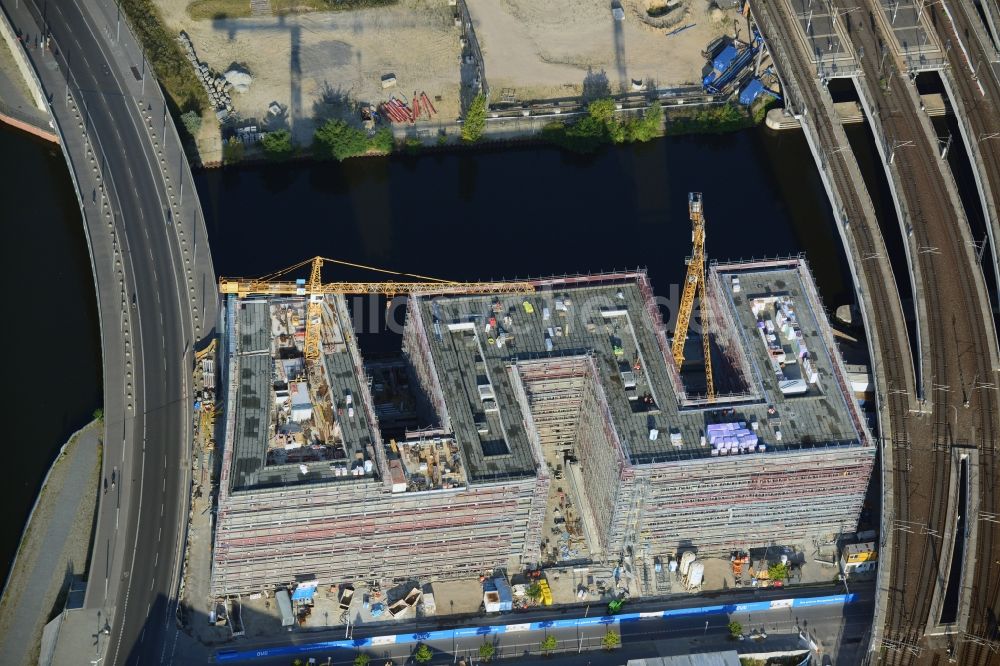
xmin=0 ymin=14 xmax=50 ymax=131
xmin=0 ymin=423 xmax=102 ymax=666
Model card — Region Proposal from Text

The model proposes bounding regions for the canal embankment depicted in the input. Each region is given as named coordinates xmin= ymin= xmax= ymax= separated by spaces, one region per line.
xmin=0 ymin=419 xmax=102 ymax=666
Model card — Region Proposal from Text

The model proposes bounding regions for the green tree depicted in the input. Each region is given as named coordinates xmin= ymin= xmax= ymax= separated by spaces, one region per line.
xmin=261 ymin=129 xmax=294 ymax=160
xmin=540 ymin=634 xmax=558 ymax=655
xmin=624 ymin=101 xmax=662 ymax=142
xmin=370 ymin=128 xmax=394 ymax=154
xmin=768 ymin=562 xmax=789 ymax=581
xmin=587 ymin=97 xmax=617 ymax=124
xmin=601 ymin=630 xmax=621 ymax=650
xmin=313 ymin=119 xmax=369 ymax=161
xmin=728 ymin=620 xmax=743 ymax=638
xmin=180 ymin=110 xmax=202 ymax=140
xmin=461 ymin=93 xmax=487 ymax=142
xmin=222 ymin=136 xmax=244 ymax=164
xmin=92 ymin=407 xmax=105 ymax=423
xmin=526 ymin=582 xmax=542 ymax=600
xmin=479 ymin=641 xmax=495 ymax=661
xmin=353 ymin=653 xmax=371 ymax=666
xmin=313 ymin=121 xmax=393 ymax=160
xmin=413 ymin=643 xmax=433 ymax=663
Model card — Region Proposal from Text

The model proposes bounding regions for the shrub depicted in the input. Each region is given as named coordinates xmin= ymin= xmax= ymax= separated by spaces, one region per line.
xmin=540 ymin=634 xmax=558 ymax=655
xmin=353 ymin=654 xmax=371 ymax=666
xmin=313 ymin=120 xmax=394 ymax=160
xmin=624 ymin=100 xmax=662 ymax=142
xmin=261 ymin=129 xmax=294 ymax=160
xmin=222 ymin=136 xmax=244 ymax=164
xmin=462 ymin=93 xmax=487 ymax=142
xmin=413 ymin=643 xmax=433 ymax=663
xmin=541 ymin=115 xmax=607 ymax=153
xmin=119 ymin=0 xmax=204 ymax=112
xmin=541 ymin=98 xmax=666 ymax=152
xmin=728 ymin=620 xmax=743 ymax=638
xmin=751 ymin=96 xmax=778 ymax=124
xmin=479 ymin=642 xmax=495 ymax=661
xmin=404 ymin=136 xmax=423 ymax=154
xmin=602 ymin=630 xmax=621 ymax=650
xmin=180 ymin=110 xmax=202 ymax=140
xmin=664 ymin=103 xmax=752 ymax=135
xmin=92 ymin=408 xmax=105 ymax=422
xmin=526 ymin=582 xmax=542 ymax=600
xmin=370 ymin=128 xmax=394 ymax=154
xmin=768 ymin=562 xmax=789 ymax=581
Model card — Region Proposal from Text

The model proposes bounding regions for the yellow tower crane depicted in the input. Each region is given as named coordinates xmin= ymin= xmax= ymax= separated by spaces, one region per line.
xmin=671 ymin=193 xmax=715 ymax=400
xmin=219 ymin=257 xmax=536 ymax=362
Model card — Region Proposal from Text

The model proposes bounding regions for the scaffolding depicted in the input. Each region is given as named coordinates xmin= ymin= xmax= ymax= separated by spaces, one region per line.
xmin=211 ymin=259 xmax=874 ymax=597
xmin=211 ymin=476 xmax=541 ymax=595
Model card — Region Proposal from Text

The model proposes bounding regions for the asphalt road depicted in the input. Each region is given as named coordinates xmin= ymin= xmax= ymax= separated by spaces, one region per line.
xmin=236 ymin=592 xmax=874 ymax=665
xmin=13 ymin=0 xmax=194 ymax=663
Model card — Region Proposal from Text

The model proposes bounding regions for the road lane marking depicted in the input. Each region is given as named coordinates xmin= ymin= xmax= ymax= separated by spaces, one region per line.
xmin=58 ymin=3 xmax=200 ymax=659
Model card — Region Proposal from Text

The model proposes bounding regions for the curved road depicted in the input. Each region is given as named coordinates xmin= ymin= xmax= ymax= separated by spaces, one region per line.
xmin=6 ymin=0 xmax=206 ymax=662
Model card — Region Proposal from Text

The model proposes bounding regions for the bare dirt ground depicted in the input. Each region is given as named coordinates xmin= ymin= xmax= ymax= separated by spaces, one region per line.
xmin=466 ymin=0 xmax=740 ymax=100
xmin=156 ymin=0 xmax=463 ymax=150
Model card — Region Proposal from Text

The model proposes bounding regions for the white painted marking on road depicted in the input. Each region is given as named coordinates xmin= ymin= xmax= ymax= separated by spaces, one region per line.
xmin=154 ymin=552 xmax=159 ymax=567
xmin=158 ymin=527 xmax=162 ymax=541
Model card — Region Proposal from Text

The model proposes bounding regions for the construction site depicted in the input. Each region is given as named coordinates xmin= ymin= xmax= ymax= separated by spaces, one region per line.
xmin=209 ymin=195 xmax=874 ymax=601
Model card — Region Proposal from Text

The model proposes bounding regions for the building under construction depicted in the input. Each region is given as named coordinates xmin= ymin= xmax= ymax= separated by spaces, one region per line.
xmin=210 ymin=256 xmax=873 ymax=596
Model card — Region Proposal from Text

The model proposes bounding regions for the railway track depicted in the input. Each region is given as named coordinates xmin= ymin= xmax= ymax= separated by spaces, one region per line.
xmin=929 ymin=13 xmax=1000 ymax=661
xmin=832 ymin=0 xmax=1000 ymax=662
xmin=743 ymin=0 xmax=920 ymax=656
xmin=749 ymin=0 xmax=999 ymax=661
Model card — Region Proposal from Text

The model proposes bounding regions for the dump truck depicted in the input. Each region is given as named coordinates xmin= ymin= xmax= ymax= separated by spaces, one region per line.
xmin=339 ymin=584 xmax=355 ymax=610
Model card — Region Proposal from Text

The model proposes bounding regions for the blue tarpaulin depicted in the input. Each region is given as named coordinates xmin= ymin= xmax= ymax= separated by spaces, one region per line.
xmin=739 ymin=79 xmax=767 ymax=105
xmin=712 ymin=45 xmax=739 ymax=74
xmin=291 ymin=585 xmax=317 ymax=602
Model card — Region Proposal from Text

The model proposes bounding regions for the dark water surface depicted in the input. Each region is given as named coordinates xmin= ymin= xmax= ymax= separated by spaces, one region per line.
xmin=0 ymin=125 xmax=102 ymax=583
xmin=4 ymin=124 xmax=850 ymax=585
xmin=197 ymin=128 xmax=850 ymax=353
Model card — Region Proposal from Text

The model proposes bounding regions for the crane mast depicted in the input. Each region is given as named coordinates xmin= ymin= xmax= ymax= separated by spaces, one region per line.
xmin=671 ymin=193 xmax=715 ymax=400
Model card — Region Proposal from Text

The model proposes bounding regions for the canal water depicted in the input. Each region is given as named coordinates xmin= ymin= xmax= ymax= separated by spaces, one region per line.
xmin=4 ymin=124 xmax=849 ymax=585
xmin=0 ymin=124 xmax=101 ymax=582
xmin=196 ymin=128 xmax=850 ymax=353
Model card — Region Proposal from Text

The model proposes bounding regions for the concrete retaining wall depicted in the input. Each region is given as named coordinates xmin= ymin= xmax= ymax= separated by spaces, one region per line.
xmin=0 ymin=9 xmax=43 ymax=110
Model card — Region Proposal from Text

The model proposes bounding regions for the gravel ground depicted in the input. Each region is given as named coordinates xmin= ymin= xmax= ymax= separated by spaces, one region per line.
xmin=466 ymin=0 xmax=740 ymax=100
xmin=0 ymin=421 xmax=102 ymax=666
xmin=156 ymin=0 xmax=463 ymax=152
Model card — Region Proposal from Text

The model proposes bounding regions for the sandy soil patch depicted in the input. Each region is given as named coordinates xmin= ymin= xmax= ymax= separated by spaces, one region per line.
xmin=467 ymin=0 xmax=740 ymax=100
xmin=156 ymin=0 xmax=463 ymax=146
